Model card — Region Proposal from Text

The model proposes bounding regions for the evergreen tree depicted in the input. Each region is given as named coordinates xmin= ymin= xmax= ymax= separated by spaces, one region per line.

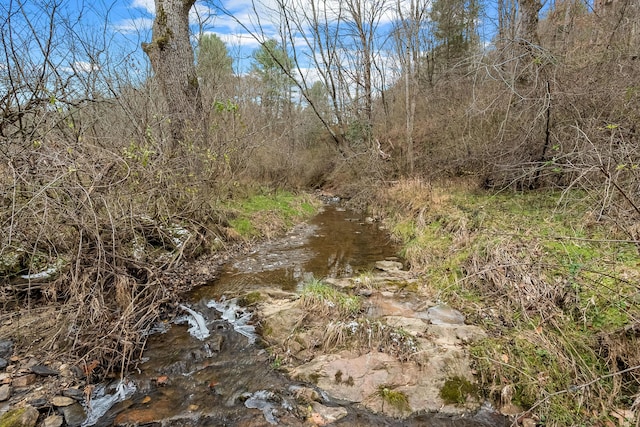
xmin=251 ymin=39 xmax=294 ymax=119
xmin=196 ymin=33 xmax=233 ymax=91
xmin=430 ymin=0 xmax=480 ymax=68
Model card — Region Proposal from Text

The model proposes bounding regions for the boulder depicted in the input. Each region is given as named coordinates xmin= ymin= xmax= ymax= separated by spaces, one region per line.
xmin=61 ymin=402 xmax=87 ymax=427
xmin=0 ymin=405 xmax=39 ymax=427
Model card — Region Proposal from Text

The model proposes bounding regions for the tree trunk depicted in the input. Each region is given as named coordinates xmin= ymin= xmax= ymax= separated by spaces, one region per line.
xmin=516 ymin=0 xmax=542 ymax=45
xmin=142 ymin=0 xmax=202 ymax=150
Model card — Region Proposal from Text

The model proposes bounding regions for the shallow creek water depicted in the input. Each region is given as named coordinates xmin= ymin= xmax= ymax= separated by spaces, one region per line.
xmin=101 ymin=205 xmax=508 ymax=426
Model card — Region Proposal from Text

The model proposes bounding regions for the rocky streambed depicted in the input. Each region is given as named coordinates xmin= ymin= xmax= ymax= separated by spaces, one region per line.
xmin=0 ymin=205 xmax=509 ymax=426
xmin=260 ymin=260 xmax=490 ymax=420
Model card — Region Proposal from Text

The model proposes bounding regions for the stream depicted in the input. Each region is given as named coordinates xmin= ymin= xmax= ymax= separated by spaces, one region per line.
xmin=97 ymin=204 xmax=508 ymax=426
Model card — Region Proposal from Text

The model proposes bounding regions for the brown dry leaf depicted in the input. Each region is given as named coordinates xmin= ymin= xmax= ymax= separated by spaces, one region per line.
xmin=83 ymin=360 xmax=100 ymax=377
xmin=610 ymin=408 xmax=635 ymax=427
xmin=142 ymin=396 xmax=152 ymax=404
xmin=535 ymin=324 xmax=543 ymax=334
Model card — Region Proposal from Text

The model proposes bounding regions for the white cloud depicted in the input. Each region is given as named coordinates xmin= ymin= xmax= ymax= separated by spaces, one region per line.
xmin=112 ymin=17 xmax=154 ymax=33
xmin=131 ymin=0 xmax=154 ymax=14
xmin=204 ymin=31 xmax=263 ymax=50
xmin=74 ymin=61 xmax=100 ymax=73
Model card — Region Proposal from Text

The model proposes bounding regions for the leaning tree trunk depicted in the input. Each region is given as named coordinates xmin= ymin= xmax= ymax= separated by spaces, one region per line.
xmin=142 ymin=0 xmax=202 ymax=150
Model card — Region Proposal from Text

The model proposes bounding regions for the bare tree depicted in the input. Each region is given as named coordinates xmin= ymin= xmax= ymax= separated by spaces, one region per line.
xmin=393 ymin=0 xmax=430 ymax=174
xmin=142 ymin=0 xmax=203 ymax=149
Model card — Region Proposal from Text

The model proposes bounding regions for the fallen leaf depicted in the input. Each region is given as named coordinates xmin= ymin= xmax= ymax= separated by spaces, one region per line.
xmin=156 ymin=375 xmax=169 ymax=386
xmin=501 ymin=354 xmax=509 ymax=363
xmin=83 ymin=360 xmax=100 ymax=377
xmin=142 ymin=396 xmax=152 ymax=404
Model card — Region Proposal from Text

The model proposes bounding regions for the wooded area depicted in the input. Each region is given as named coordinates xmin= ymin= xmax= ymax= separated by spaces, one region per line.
xmin=1 ymin=0 xmax=639 ymax=424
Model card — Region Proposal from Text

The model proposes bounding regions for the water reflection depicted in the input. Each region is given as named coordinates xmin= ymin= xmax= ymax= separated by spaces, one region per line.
xmin=196 ymin=205 xmax=399 ymax=299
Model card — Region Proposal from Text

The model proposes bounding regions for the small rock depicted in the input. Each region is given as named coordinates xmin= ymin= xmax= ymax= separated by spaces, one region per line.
xmin=375 ymin=260 xmax=403 ymax=272
xmin=426 ymin=304 xmax=466 ymax=325
xmin=52 ymin=395 xmax=76 ymax=407
xmin=0 ymin=384 xmax=11 ymax=401
xmin=210 ymin=334 xmax=224 ymax=352
xmin=0 ymin=339 xmax=13 ymax=359
xmin=292 ymin=386 xmax=320 ymax=404
xmin=31 ymin=365 xmax=60 ymax=377
xmin=0 ymin=405 xmax=39 ymax=427
xmin=27 ymin=398 xmax=48 ymax=408
xmin=62 ymin=402 xmax=87 ymax=427
xmin=12 ymin=374 xmax=36 ymax=388
xmin=499 ymin=403 xmax=523 ymax=416
xmin=0 ymin=357 xmax=7 ymax=370
xmin=357 ymin=289 xmax=373 ymax=297
xmin=43 ymin=415 xmax=64 ymax=427
xmin=155 ymin=375 xmax=169 ymax=386
xmin=310 ymin=402 xmax=348 ymax=425
xmin=62 ymin=388 xmax=84 ymax=401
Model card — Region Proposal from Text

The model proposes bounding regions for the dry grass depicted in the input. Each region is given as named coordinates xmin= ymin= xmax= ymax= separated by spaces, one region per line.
xmin=321 ymin=319 xmax=422 ymax=364
xmin=371 ymin=178 xmax=640 ymax=425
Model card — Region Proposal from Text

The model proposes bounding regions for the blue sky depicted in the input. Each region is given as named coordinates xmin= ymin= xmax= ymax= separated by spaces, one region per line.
xmin=4 ymin=0 xmax=553 ymax=97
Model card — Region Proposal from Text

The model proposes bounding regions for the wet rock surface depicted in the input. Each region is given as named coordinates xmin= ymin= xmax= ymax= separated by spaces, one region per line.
xmin=261 ymin=268 xmax=489 ymax=419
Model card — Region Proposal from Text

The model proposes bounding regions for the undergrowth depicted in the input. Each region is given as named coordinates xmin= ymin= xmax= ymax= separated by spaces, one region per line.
xmin=372 ymin=178 xmax=640 ymax=425
xmin=298 ymin=277 xmax=422 ymax=363
xmin=0 ymin=172 xmax=317 ymax=379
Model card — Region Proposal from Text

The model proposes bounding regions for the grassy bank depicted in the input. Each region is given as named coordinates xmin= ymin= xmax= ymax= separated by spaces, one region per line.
xmin=372 ymin=179 xmax=640 ymax=425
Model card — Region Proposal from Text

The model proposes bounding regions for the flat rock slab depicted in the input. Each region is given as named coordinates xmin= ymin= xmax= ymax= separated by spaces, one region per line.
xmin=31 ymin=365 xmax=60 ymax=377
xmin=375 ymin=260 xmax=404 ymax=272
xmin=426 ymin=305 xmax=466 ymax=325
xmin=310 ymin=402 xmax=348 ymax=424
xmin=12 ymin=374 xmax=36 ymax=388
xmin=291 ymin=349 xmax=476 ymax=418
xmin=257 ymin=263 xmax=488 ymax=420
xmin=52 ymin=395 xmax=76 ymax=407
